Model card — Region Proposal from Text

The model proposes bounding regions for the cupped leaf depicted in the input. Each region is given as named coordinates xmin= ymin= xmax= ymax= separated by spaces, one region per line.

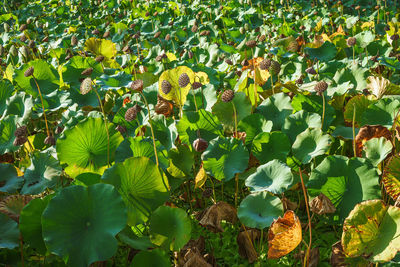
xmin=0 ymin=213 xmax=19 ymax=249
xmin=307 ymin=156 xmax=381 ymax=220
xmin=256 ymin=92 xmax=293 ymax=131
xmin=363 ymin=137 xmax=393 ymax=166
xmin=292 ymin=128 xmax=332 ymax=164
xmin=149 ymin=206 xmax=191 ymax=251
xmin=342 ymin=200 xmax=400 ymax=262
xmin=130 ymin=249 xmax=170 ymax=267
xmin=202 ymin=137 xmax=249 ymax=181
xmin=42 ymin=184 xmax=127 ymax=267
xmin=245 ymin=160 xmax=293 ymax=194
xmin=238 ymin=191 xmax=283 ymax=229
xmin=0 ymin=163 xmax=23 ymax=193
xmin=304 ymin=41 xmax=337 ymax=62
xmin=84 ymin=38 xmax=117 ymax=59
xmin=251 ymin=132 xmax=291 ymax=164
xmin=56 ymin=117 xmax=123 ymax=177
xmin=361 ymin=98 xmax=400 ymax=128
xmin=0 ymin=116 xmax=17 ymax=154
xmin=0 ymin=80 xmax=13 ymax=116
xmin=101 ymin=156 xmax=169 ymax=226
xmin=238 ymin=113 xmax=273 ymax=147
xmin=282 ymin=110 xmax=322 ymax=143
xmin=343 ymin=95 xmax=374 ymax=128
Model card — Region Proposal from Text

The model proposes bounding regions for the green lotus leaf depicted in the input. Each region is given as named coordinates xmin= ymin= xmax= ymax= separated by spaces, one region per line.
xmin=238 ymin=113 xmax=273 ymax=147
xmin=245 ymin=159 xmax=293 ymax=194
xmin=292 ymin=128 xmax=332 ymax=164
xmin=282 ymin=110 xmax=322 ymax=143
xmin=96 ymin=71 xmax=133 ymax=91
xmin=62 ymin=56 xmax=103 ymax=87
xmin=0 ymin=80 xmax=13 ymax=117
xmin=145 ymin=115 xmax=177 ymax=151
xmin=343 ymin=95 xmax=374 ymax=127
xmin=361 ymin=98 xmax=400 ymax=128
xmin=202 ymin=137 xmax=249 ymax=181
xmin=304 ymin=41 xmax=337 ymax=62
xmin=19 ymin=196 xmax=52 ymax=254
xmin=149 ymin=206 xmax=191 ymax=251
xmin=307 ymin=156 xmax=381 ymax=220
xmin=238 ymin=191 xmax=283 ymax=229
xmin=251 ymin=132 xmax=291 ymax=164
xmin=158 ymin=66 xmax=195 ymax=106
xmin=212 ymin=92 xmax=252 ymax=131
xmin=56 ymin=117 xmax=123 ymax=177
xmin=176 ymin=109 xmax=223 ymax=145
xmin=355 ymin=30 xmax=375 ymax=48
xmin=0 ymin=163 xmax=23 ymax=193
xmin=3 ymin=92 xmax=33 ymax=124
xmin=169 ymin=144 xmax=195 ymax=175
xmin=118 ymin=226 xmax=153 ymax=251
xmin=13 ymin=59 xmax=60 ymax=97
xmin=333 ymin=63 xmax=369 ymax=92
xmin=363 ymin=137 xmax=393 ymax=167
xmin=42 ymin=184 xmax=127 ymax=267
xmin=0 ymin=213 xmax=19 ymax=249
xmin=130 ymin=249 xmax=170 ymax=267
xmin=342 ymin=200 xmax=400 ymax=262
xmin=101 ymin=157 xmax=169 ymax=226
xmin=21 ymin=151 xmax=61 ymax=195
xmin=0 ymin=116 xmax=17 ymax=154
xmin=256 ymin=92 xmax=293 ymax=131
xmin=74 ymin=173 xmax=101 ymax=187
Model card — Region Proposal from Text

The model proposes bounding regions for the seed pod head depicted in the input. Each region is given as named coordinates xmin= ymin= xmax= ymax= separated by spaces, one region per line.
xmin=192 ymin=82 xmax=202 ymax=90
xmin=245 ymin=40 xmax=257 ymax=48
xmin=347 ymin=37 xmax=356 ymax=47
xmin=269 ymin=60 xmax=281 ymax=75
xmin=20 ymin=34 xmax=27 ymax=42
xmin=161 ymin=80 xmax=172 ymax=94
xmin=241 ymin=59 xmax=249 ymax=67
xmin=81 ymin=67 xmax=93 ymax=76
xmin=178 ymin=73 xmax=190 ymax=88
xmin=103 ymin=31 xmax=110 ymax=38
xmin=153 ymin=31 xmax=161 ymax=38
xmin=295 ymin=77 xmax=303 ymax=85
xmin=259 ymin=58 xmax=271 ymax=70
xmin=125 ymin=104 xmax=141 ymax=122
xmin=306 ymin=66 xmax=317 ymax=75
xmin=221 ymin=89 xmax=234 ymax=103
xmin=191 ymin=24 xmax=198 ymax=33
xmin=314 ymin=80 xmax=328 ymax=95
xmin=199 ymin=30 xmax=210 ymax=36
xmin=24 ymin=66 xmax=34 ymax=77
xmin=258 ymin=34 xmax=266 ymax=42
xmin=80 ymin=77 xmax=92 ymax=95
xmin=391 ymin=34 xmax=399 ymax=41
xmin=225 ymin=59 xmax=233 ymax=65
xmin=71 ymin=35 xmax=78 ymax=46
xmin=115 ymin=125 xmax=127 ymax=135
xmin=95 ymin=55 xmax=104 ymax=62
xmin=19 ymin=24 xmax=27 ymax=31
xmin=131 ymin=79 xmax=144 ymax=92
xmin=193 ymin=138 xmax=209 ymax=152
xmin=44 ymin=135 xmax=56 ymax=146
xmin=165 ymin=34 xmax=171 ymax=41
xmin=14 ymin=125 xmax=27 ymax=137
xmin=13 ymin=136 xmax=28 ymax=146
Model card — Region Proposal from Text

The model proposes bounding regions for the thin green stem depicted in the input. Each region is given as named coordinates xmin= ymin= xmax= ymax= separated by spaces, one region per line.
xmin=352 ymin=104 xmax=357 ymax=157
xmin=32 ymin=75 xmax=50 ymax=137
xmin=232 ymin=102 xmax=238 ymax=137
xmin=321 ymin=92 xmax=326 ymax=130
xmin=93 ymin=86 xmax=110 ymax=167
xmin=299 ymin=168 xmax=311 ymax=267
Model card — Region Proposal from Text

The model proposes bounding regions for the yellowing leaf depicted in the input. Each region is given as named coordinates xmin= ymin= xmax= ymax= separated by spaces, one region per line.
xmin=361 ymin=21 xmax=375 ymax=29
xmin=314 ymin=19 xmax=323 ymax=32
xmin=166 ymin=52 xmax=177 ymax=62
xmin=195 ymin=71 xmax=210 ymax=85
xmin=84 ymin=38 xmax=117 ymax=59
xmin=194 ymin=167 xmax=207 ymax=188
xmin=242 ymin=57 xmax=270 ymax=86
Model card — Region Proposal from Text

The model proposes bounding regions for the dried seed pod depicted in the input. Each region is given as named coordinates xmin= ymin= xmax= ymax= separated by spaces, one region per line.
xmin=221 ymin=89 xmax=234 ymax=102
xmin=241 ymin=59 xmax=249 ymax=67
xmin=165 ymin=34 xmax=171 ymax=41
xmin=80 ymin=77 xmax=92 ymax=95
xmin=19 ymin=24 xmax=27 ymax=31
xmin=55 ymin=126 xmax=64 ymax=135
xmin=44 ymin=135 xmax=56 ymax=146
xmin=95 ymin=55 xmax=105 ymax=62
xmin=153 ymin=31 xmax=161 ymax=38
xmin=269 ymin=60 xmax=281 ymax=75
xmin=309 ymin=193 xmax=336 ymax=215
xmin=258 ymin=34 xmax=266 ymax=42
xmin=193 ymin=138 xmax=209 ymax=152
xmin=314 ymin=80 xmax=328 ymax=95
xmin=103 ymin=31 xmax=110 ymax=38
xmin=14 ymin=125 xmax=27 ymax=137
xmin=71 ymin=35 xmax=78 ymax=46
xmin=161 ymin=80 xmax=172 ymax=94
xmin=13 ymin=136 xmax=28 ymax=146
xmin=259 ymin=58 xmax=271 ymax=70
xmin=20 ymin=35 xmax=27 ymax=42
xmin=191 ymin=24 xmax=198 ymax=33
xmin=225 ymin=59 xmax=233 ymax=65
xmin=192 ymin=82 xmax=202 ymax=90
xmin=24 ymin=66 xmax=34 ymax=77
xmin=346 ymin=37 xmax=356 ymax=47
xmin=178 ymin=73 xmax=190 ymax=88
xmin=115 ymin=125 xmax=126 ymax=135
xmin=125 ymin=105 xmax=140 ymax=122
xmin=81 ymin=67 xmax=93 ymax=76
xmin=295 ymin=77 xmax=303 ymax=85
xmin=131 ymin=79 xmax=144 ymax=92
xmin=306 ymin=66 xmax=317 ymax=75
xmin=245 ymin=40 xmax=257 ymax=48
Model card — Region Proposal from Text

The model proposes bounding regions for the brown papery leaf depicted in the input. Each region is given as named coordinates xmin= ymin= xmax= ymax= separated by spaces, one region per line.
xmin=267 ymin=210 xmax=302 ymax=259
xmin=309 ymin=193 xmax=336 ymax=215
xmin=282 ymin=197 xmax=298 ymax=212
xmin=198 ymin=201 xmax=237 ymax=232
xmin=237 ymin=228 xmax=260 ymax=263
xmin=330 ymin=241 xmax=347 ymax=267
xmin=355 ymin=125 xmax=391 ymax=157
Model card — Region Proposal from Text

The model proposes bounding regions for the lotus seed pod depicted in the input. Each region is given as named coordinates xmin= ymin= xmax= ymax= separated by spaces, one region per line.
xmin=24 ymin=66 xmax=34 ymax=77
xmin=71 ymin=35 xmax=78 ymax=46
xmin=165 ymin=34 xmax=171 ymax=41
xmin=200 ymin=30 xmax=210 ymax=36
xmin=178 ymin=73 xmax=190 ymax=88
xmin=154 ymin=31 xmax=161 ymax=38
xmin=13 ymin=136 xmax=28 ymax=146
xmin=191 ymin=24 xmax=198 ymax=33
xmin=314 ymin=81 xmax=328 ymax=95
xmin=258 ymin=34 xmax=266 ymax=42
xmin=192 ymin=82 xmax=202 ymax=90
xmin=225 ymin=59 xmax=233 ymax=65
xmin=115 ymin=125 xmax=126 ymax=135
xmin=21 ymin=46 xmax=29 ymax=58
xmin=81 ymin=67 xmax=93 ymax=76
xmin=103 ymin=31 xmax=110 ymax=38
xmin=346 ymin=37 xmax=356 ymax=46
xmin=306 ymin=66 xmax=317 ymax=75
xmin=131 ymin=79 xmax=144 ymax=92
xmin=161 ymin=80 xmax=172 ymax=94
xmin=4 ymin=23 xmax=10 ymax=32
xmin=80 ymin=77 xmax=92 ymax=95
xmin=259 ymin=58 xmax=271 ymax=70
xmin=55 ymin=126 xmax=64 ymax=135
xmin=44 ymin=135 xmax=56 ymax=146
xmin=221 ymin=89 xmax=235 ymax=103
xmin=20 ymin=35 xmax=27 ymax=42
xmin=125 ymin=105 xmax=140 ymax=122
xmin=245 ymin=40 xmax=257 ymax=48
xmin=14 ymin=125 xmax=27 ymax=137
xmin=95 ymin=55 xmax=104 ymax=62
xmin=295 ymin=77 xmax=304 ymax=85
xmin=269 ymin=60 xmax=281 ymax=75
xmin=193 ymin=138 xmax=209 ymax=152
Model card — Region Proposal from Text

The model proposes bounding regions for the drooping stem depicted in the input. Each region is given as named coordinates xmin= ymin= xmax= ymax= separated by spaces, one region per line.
xmin=321 ymin=92 xmax=326 ymax=130
xmin=139 ymin=92 xmax=159 ymax=166
xmin=299 ymin=168 xmax=312 ymax=267
xmin=93 ymin=86 xmax=110 ymax=167
xmin=32 ymin=75 xmax=50 ymax=137
xmin=352 ymin=104 xmax=357 ymax=157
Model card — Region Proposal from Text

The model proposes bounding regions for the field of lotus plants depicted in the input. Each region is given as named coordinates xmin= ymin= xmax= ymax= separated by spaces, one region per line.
xmin=1 ymin=0 xmax=400 ymax=266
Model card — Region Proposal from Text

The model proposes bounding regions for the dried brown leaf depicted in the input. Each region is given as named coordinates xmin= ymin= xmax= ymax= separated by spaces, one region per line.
xmin=309 ymin=193 xmax=336 ymax=215
xmin=237 ymin=228 xmax=260 ymax=263
xmin=355 ymin=125 xmax=391 ymax=157
xmin=198 ymin=201 xmax=237 ymax=232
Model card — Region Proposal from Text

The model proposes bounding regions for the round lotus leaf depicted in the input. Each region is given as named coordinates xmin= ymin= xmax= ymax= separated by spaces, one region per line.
xmin=238 ymin=191 xmax=283 ymax=229
xmin=0 ymin=163 xmax=23 ymax=193
xmin=251 ymin=132 xmax=291 ymax=164
xmin=56 ymin=117 xmax=123 ymax=177
xmin=0 ymin=116 xmax=17 ymax=154
xmin=282 ymin=110 xmax=321 ymax=143
xmin=149 ymin=206 xmax=191 ymax=251
xmin=130 ymin=249 xmax=170 ymax=267
xmin=238 ymin=113 xmax=273 ymax=147
xmin=292 ymin=128 xmax=332 ymax=164
xmin=256 ymin=92 xmax=293 ymax=131
xmin=383 ymin=155 xmax=400 ymax=201
xmin=19 ymin=196 xmax=52 ymax=254
xmin=304 ymin=41 xmax=337 ymax=62
xmin=363 ymin=137 xmax=393 ymax=166
xmin=342 ymin=200 xmax=400 ymax=262
xmin=307 ymin=156 xmax=381 ymax=221
xmin=361 ymin=98 xmax=400 ymax=128
xmin=202 ymin=137 xmax=249 ymax=181
xmin=245 ymin=160 xmax=293 ymax=194
xmin=101 ymin=156 xmax=169 ymax=226
xmin=42 ymin=184 xmax=127 ymax=267
xmin=0 ymin=80 xmax=13 ymax=117
xmin=0 ymin=213 xmax=19 ymax=249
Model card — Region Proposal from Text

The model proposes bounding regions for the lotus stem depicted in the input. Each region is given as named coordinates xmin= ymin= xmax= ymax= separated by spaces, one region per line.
xmin=92 ymin=85 xmax=110 ymax=167
xmin=19 ymin=234 xmax=24 ymax=267
xmin=32 ymin=75 xmax=50 ymax=137
xmin=191 ymin=84 xmax=198 ymax=112
xmin=299 ymin=168 xmax=311 ymax=267
xmin=352 ymin=104 xmax=357 ymax=157
xmin=234 ymin=173 xmax=239 ymax=208
xmin=352 ymin=46 xmax=355 ymax=64
xmin=251 ymin=48 xmax=258 ymax=107
xmin=321 ymin=92 xmax=325 ymax=130
xmin=139 ymin=92 xmax=159 ymax=167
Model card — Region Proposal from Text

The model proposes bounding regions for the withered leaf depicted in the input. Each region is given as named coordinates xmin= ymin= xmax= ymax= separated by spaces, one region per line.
xmin=355 ymin=125 xmax=391 ymax=157
xmin=0 ymin=195 xmax=32 ymax=221
xmin=237 ymin=228 xmax=260 ymax=263
xmin=309 ymin=193 xmax=336 ymax=215
xmin=198 ymin=201 xmax=237 ymax=232
xmin=282 ymin=197 xmax=298 ymax=212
